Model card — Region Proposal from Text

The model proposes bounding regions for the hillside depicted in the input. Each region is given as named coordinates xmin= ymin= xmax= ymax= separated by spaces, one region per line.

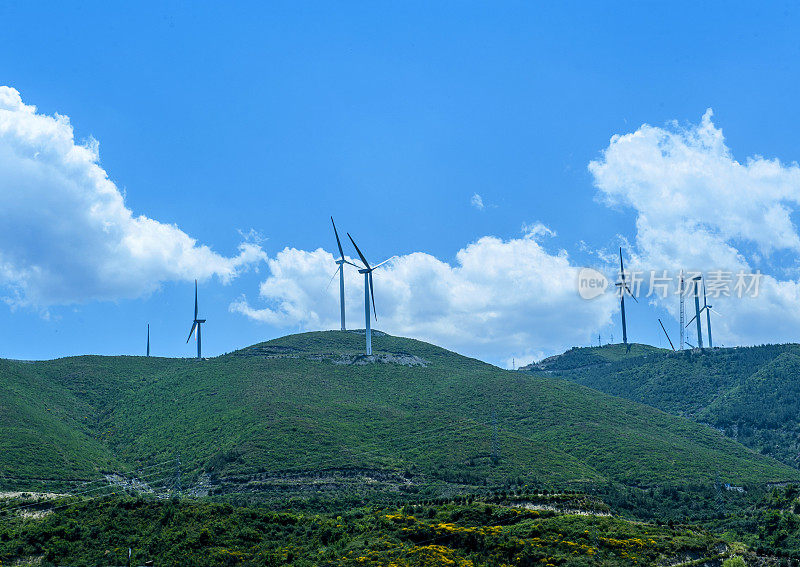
xmin=1 ymin=332 xmax=798 ymax=500
xmin=523 ymin=343 xmax=800 ymax=469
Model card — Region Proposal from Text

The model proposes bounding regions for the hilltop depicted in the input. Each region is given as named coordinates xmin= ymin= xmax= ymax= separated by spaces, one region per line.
xmin=1 ymin=332 xmax=798 ymax=501
xmin=523 ymin=342 xmax=800 ymax=470
xmin=521 ymin=343 xmax=667 ymax=371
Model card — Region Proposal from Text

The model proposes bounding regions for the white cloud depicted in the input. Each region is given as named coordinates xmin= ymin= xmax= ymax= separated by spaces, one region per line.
xmin=231 ymin=227 xmax=617 ymax=366
xmin=0 ymin=86 xmax=265 ymax=307
xmin=470 ymin=193 xmax=485 ymax=210
xmin=589 ymin=109 xmax=800 ymax=346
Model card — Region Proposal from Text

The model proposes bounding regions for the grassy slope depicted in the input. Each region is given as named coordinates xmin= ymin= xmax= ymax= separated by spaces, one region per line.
xmin=1 ymin=332 xmax=798 ymax=491
xmin=525 ymin=343 xmax=800 ymax=468
xmin=0 ymin=359 xmax=116 ymax=480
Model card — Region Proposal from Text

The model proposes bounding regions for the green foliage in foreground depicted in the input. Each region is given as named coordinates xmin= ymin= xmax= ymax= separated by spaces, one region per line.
xmin=716 ymin=484 xmax=800 ymax=558
xmin=0 ymin=497 xmax=730 ymax=567
xmin=2 ymin=332 xmax=797 ymax=494
xmin=527 ymin=343 xmax=800 ymax=471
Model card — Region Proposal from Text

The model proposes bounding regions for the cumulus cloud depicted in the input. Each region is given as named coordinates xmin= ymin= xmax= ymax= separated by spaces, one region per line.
xmin=231 ymin=227 xmax=617 ymax=366
xmin=590 ymin=109 xmax=800 ymax=346
xmin=0 ymin=86 xmax=265 ymax=306
xmin=470 ymin=193 xmax=485 ymax=210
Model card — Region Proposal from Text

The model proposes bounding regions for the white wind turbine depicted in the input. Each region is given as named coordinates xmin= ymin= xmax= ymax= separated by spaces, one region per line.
xmin=346 ymin=232 xmax=395 ymax=355
xmin=330 ymin=217 xmax=361 ymax=330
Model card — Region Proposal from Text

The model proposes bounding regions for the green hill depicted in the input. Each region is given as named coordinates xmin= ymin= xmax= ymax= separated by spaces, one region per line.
xmin=2 ymin=332 xmax=797 ymax=499
xmin=523 ymin=343 xmax=800 ymax=469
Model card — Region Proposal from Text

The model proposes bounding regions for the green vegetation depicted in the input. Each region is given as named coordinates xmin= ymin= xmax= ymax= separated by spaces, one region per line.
xmin=717 ymin=484 xmax=800 ymax=558
xmin=526 ymin=343 xmax=800 ymax=469
xmin=2 ymin=332 xmax=796 ymax=496
xmin=7 ymin=332 xmax=800 ymax=563
xmin=0 ymin=496 xmax=732 ymax=566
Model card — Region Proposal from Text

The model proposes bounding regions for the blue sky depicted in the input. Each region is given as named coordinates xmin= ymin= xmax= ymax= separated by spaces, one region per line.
xmin=2 ymin=2 xmax=800 ymax=364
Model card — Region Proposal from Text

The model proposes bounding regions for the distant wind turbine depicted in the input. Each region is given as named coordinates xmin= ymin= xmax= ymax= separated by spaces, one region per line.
xmin=147 ymin=324 xmax=150 ymax=357
xmin=687 ymin=278 xmax=721 ymax=348
xmin=346 ymin=233 xmax=394 ymax=355
xmin=615 ymin=248 xmax=638 ymax=351
xmin=186 ymin=280 xmax=206 ymax=359
xmin=330 ymin=217 xmax=361 ymax=331
xmin=686 ymin=275 xmax=703 ymax=349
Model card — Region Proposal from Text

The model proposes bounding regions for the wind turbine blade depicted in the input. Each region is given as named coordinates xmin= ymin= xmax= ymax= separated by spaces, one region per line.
xmin=658 ymin=318 xmax=675 ymax=351
xmin=369 ymin=271 xmax=377 ymax=320
xmin=331 ymin=216 xmax=345 ymax=259
xmin=685 ymin=341 xmax=696 ymax=349
xmin=619 ymin=247 xmax=626 ymax=282
xmin=711 ymin=308 xmax=723 ymax=317
xmin=702 ymin=280 xmax=709 ymax=308
xmin=685 ymin=314 xmax=698 ymax=327
xmin=186 ymin=321 xmax=197 ymax=343
xmin=342 ymin=259 xmax=362 ymax=269
xmin=194 ymin=280 xmax=198 ymax=320
xmin=347 ymin=233 xmax=371 ymax=270
xmin=326 ymin=265 xmax=341 ymax=290
xmin=373 ymin=256 xmax=397 ymax=269
xmin=624 ymin=285 xmax=639 ymax=303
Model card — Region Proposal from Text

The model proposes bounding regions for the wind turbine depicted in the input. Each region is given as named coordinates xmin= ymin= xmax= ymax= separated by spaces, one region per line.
xmin=186 ymin=280 xmax=206 ymax=359
xmin=346 ymin=233 xmax=394 ymax=356
xmin=147 ymin=324 xmax=150 ymax=357
xmin=686 ymin=275 xmax=703 ymax=349
xmin=330 ymin=217 xmax=360 ymax=331
xmin=687 ymin=279 xmax=721 ymax=348
xmin=615 ymin=247 xmax=638 ymax=351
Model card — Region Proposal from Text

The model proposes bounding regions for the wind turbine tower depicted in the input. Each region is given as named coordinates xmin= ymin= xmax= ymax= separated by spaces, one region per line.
xmin=705 ymin=283 xmax=713 ymax=348
xmin=186 ymin=280 xmax=206 ymax=359
xmin=687 ymin=275 xmax=703 ymax=349
xmin=147 ymin=324 xmax=150 ymax=357
xmin=615 ymin=248 xmax=638 ymax=350
xmin=699 ymin=280 xmax=721 ymax=348
xmin=346 ymin=233 xmax=394 ymax=356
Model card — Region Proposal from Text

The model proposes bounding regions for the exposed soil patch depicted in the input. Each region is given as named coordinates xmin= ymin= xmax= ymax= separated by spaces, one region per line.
xmin=236 ymin=348 xmax=429 ymax=367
